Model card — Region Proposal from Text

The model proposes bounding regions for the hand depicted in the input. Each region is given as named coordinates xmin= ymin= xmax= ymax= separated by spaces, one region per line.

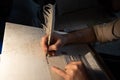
xmin=51 ymin=61 xmax=88 ymax=80
xmin=41 ymin=32 xmax=67 ymax=53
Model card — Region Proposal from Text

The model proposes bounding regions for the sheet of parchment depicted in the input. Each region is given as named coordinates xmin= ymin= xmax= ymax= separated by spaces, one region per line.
xmin=0 ymin=23 xmax=52 ymax=80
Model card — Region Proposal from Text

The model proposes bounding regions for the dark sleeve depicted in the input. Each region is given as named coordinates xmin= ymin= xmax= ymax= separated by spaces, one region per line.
xmin=0 ymin=0 xmax=13 ymax=18
xmin=33 ymin=0 xmax=55 ymax=5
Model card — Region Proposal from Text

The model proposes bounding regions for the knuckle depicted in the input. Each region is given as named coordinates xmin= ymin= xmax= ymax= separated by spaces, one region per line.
xmin=53 ymin=45 xmax=58 ymax=50
xmin=69 ymin=70 xmax=74 ymax=75
xmin=73 ymin=65 xmax=79 ymax=70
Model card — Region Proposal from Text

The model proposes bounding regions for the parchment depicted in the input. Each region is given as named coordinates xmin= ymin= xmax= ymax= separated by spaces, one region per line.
xmin=0 ymin=23 xmax=52 ymax=80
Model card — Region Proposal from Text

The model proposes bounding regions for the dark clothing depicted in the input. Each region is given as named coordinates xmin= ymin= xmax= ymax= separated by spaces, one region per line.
xmin=33 ymin=0 xmax=55 ymax=5
xmin=99 ymin=53 xmax=120 ymax=80
xmin=0 ymin=0 xmax=13 ymax=18
xmin=0 ymin=0 xmax=13 ymax=53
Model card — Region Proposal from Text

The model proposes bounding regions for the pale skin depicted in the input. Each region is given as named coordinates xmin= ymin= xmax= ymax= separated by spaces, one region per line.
xmin=51 ymin=61 xmax=88 ymax=80
xmin=41 ymin=27 xmax=96 ymax=80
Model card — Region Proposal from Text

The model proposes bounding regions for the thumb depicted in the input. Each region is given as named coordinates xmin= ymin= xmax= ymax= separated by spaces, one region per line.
xmin=49 ymin=40 xmax=61 ymax=51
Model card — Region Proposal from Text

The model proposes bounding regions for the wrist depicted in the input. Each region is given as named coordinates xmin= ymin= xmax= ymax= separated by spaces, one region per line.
xmin=62 ymin=33 xmax=74 ymax=45
xmin=61 ymin=34 xmax=69 ymax=45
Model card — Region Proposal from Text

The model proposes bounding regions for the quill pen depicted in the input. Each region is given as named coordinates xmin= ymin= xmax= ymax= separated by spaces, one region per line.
xmin=43 ymin=4 xmax=55 ymax=63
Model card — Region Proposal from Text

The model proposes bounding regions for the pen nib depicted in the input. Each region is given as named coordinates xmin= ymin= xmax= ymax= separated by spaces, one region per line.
xmin=46 ymin=53 xmax=49 ymax=64
xmin=46 ymin=56 xmax=49 ymax=64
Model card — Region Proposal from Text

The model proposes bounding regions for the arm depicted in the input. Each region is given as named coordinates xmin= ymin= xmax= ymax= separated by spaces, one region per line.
xmin=65 ymin=19 xmax=120 ymax=44
xmin=41 ymin=19 xmax=120 ymax=52
xmin=63 ymin=27 xmax=97 ymax=45
xmin=41 ymin=27 xmax=97 ymax=53
xmin=93 ymin=19 xmax=120 ymax=42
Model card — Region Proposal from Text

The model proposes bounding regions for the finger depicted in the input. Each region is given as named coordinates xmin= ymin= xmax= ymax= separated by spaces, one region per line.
xmin=49 ymin=40 xmax=61 ymax=51
xmin=41 ymin=35 xmax=48 ymax=52
xmin=48 ymin=51 xmax=56 ymax=56
xmin=65 ymin=61 xmax=81 ymax=68
xmin=65 ymin=66 xmax=87 ymax=80
xmin=65 ymin=69 xmax=74 ymax=75
xmin=65 ymin=69 xmax=77 ymax=80
xmin=65 ymin=61 xmax=82 ymax=70
xmin=69 ymin=61 xmax=82 ymax=65
xmin=51 ymin=66 xmax=66 ymax=78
